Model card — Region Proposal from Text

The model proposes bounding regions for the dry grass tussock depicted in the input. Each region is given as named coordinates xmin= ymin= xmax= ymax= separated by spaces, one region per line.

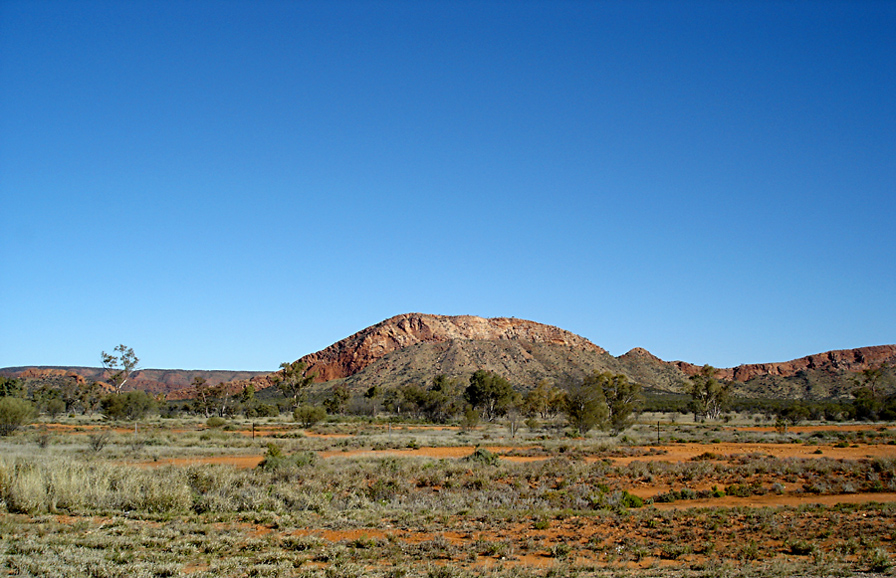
xmin=1 ymin=416 xmax=895 ymax=577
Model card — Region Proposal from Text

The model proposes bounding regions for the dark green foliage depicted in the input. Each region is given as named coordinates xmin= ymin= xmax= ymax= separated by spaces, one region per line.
xmin=399 ymin=375 xmax=464 ymax=423
xmin=293 ymin=403 xmax=326 ymax=427
xmin=42 ymin=397 xmax=66 ymax=418
xmin=780 ymin=402 xmax=811 ymax=425
xmin=565 ymin=374 xmax=608 ymax=435
xmin=620 ymin=490 xmax=644 ymax=508
xmin=274 ymin=360 xmax=316 ymax=409
xmin=0 ymin=376 xmax=25 ymax=398
xmin=323 ymin=384 xmax=351 ymax=414
xmin=0 ymin=397 xmax=36 ymax=435
xmin=460 ymin=406 xmax=479 ymax=431
xmin=191 ymin=376 xmax=225 ymax=418
xmin=688 ymin=365 xmax=731 ymax=420
xmin=852 ymin=371 xmax=896 ymax=421
xmin=464 ymin=370 xmax=517 ymax=421
xmin=243 ymin=401 xmax=279 ymax=418
xmin=597 ymin=372 xmax=643 ymax=432
xmin=464 ymin=447 xmax=500 ymax=466
xmin=238 ymin=383 xmax=255 ymax=403
xmin=100 ymin=390 xmax=157 ymax=420
xmin=257 ymin=443 xmax=317 ymax=471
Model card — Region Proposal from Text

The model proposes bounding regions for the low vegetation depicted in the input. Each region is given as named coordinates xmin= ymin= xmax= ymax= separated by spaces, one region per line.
xmin=2 ymin=356 xmax=896 ymax=577
xmin=0 ymin=411 xmax=895 ymax=577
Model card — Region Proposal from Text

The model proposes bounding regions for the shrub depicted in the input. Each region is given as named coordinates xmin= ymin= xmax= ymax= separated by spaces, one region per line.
xmin=864 ymin=548 xmax=893 ymax=572
xmin=620 ymin=490 xmax=644 ymax=508
xmin=257 ymin=443 xmax=316 ymax=471
xmin=550 ymin=543 xmax=572 ymax=558
xmin=460 ymin=407 xmax=479 ymax=432
xmin=293 ymin=404 xmax=326 ymax=428
xmin=789 ymin=540 xmax=816 ymax=555
xmin=464 ymin=447 xmax=499 ymax=466
xmin=660 ymin=543 xmax=691 ymax=559
xmin=206 ymin=416 xmax=226 ymax=428
xmin=100 ymin=391 xmax=157 ymax=420
xmin=88 ymin=430 xmax=111 ymax=452
xmin=245 ymin=402 xmax=279 ymax=418
xmin=740 ymin=540 xmax=761 ymax=561
xmin=0 ymin=397 xmax=36 ymax=436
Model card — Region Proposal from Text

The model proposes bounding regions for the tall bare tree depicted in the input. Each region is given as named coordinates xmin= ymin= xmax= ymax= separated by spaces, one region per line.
xmin=101 ymin=344 xmax=139 ymax=394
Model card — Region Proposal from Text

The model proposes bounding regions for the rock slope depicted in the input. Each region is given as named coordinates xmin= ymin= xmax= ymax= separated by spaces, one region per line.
xmin=673 ymin=345 xmax=896 ymax=381
xmin=298 ymin=313 xmax=607 ymax=381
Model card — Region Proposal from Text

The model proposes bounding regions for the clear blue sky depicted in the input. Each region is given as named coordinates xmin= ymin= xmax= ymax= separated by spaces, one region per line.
xmin=1 ymin=0 xmax=893 ymax=371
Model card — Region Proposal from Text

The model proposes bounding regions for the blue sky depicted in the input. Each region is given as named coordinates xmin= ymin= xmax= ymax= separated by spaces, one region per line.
xmin=1 ymin=0 xmax=893 ymax=371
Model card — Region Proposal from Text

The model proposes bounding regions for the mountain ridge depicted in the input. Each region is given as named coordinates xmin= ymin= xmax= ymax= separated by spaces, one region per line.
xmin=2 ymin=313 xmax=893 ymax=399
xmin=297 ymin=313 xmax=607 ymax=382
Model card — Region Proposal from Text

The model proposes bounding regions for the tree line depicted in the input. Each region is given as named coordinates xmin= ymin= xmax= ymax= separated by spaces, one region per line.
xmin=2 ymin=344 xmax=894 ymax=436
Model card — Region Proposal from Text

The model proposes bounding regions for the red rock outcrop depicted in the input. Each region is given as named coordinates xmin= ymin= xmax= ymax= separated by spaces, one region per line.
xmin=17 ymin=367 xmax=88 ymax=385
xmin=296 ymin=313 xmax=607 ymax=382
xmin=672 ymin=344 xmax=896 ymax=381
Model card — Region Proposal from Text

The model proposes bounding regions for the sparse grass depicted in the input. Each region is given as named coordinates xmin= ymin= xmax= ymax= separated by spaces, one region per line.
xmin=0 ymin=416 xmax=895 ymax=577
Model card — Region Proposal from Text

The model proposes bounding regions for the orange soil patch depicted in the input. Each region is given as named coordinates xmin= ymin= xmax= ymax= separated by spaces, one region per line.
xmin=319 ymin=441 xmax=895 ymax=463
xmin=609 ymin=442 xmax=896 ymax=464
xmin=318 ymin=445 xmax=521 ymax=459
xmin=648 ymin=491 xmax=896 ymax=510
xmin=140 ymin=455 xmax=265 ymax=468
xmin=133 ymin=441 xmax=895 ymax=469
xmin=731 ymin=424 xmax=889 ymax=433
xmin=291 ymin=528 xmax=391 ymax=542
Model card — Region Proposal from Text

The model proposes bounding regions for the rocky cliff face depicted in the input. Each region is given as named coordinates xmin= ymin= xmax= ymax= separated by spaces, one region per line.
xmin=297 ymin=313 xmax=607 ymax=381
xmin=672 ymin=344 xmax=896 ymax=382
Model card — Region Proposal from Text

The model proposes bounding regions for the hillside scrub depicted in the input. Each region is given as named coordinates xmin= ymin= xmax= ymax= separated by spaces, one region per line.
xmin=0 ymin=397 xmax=36 ymax=436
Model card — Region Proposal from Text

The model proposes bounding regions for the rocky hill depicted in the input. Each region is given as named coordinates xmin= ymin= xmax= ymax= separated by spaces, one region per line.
xmin=3 ymin=314 xmax=893 ymax=400
xmin=298 ymin=313 xmax=607 ymax=382
xmin=672 ymin=345 xmax=896 ymax=399
xmin=284 ymin=314 xmax=894 ymax=399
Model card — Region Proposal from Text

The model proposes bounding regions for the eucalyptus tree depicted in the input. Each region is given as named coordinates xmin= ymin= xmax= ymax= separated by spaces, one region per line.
xmin=101 ymin=344 xmax=139 ymax=393
xmin=464 ymin=370 xmax=517 ymax=421
xmin=688 ymin=365 xmax=731 ymax=420
xmin=274 ymin=360 xmax=317 ymax=409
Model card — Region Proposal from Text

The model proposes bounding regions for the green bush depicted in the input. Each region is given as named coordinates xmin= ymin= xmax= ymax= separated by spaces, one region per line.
xmin=293 ymin=404 xmax=326 ymax=428
xmin=257 ymin=443 xmax=317 ymax=471
xmin=245 ymin=402 xmax=279 ymax=418
xmin=0 ymin=397 xmax=36 ymax=436
xmin=620 ymin=490 xmax=644 ymax=508
xmin=206 ymin=416 xmax=226 ymax=428
xmin=100 ymin=391 xmax=158 ymax=420
xmin=464 ymin=447 xmax=500 ymax=466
